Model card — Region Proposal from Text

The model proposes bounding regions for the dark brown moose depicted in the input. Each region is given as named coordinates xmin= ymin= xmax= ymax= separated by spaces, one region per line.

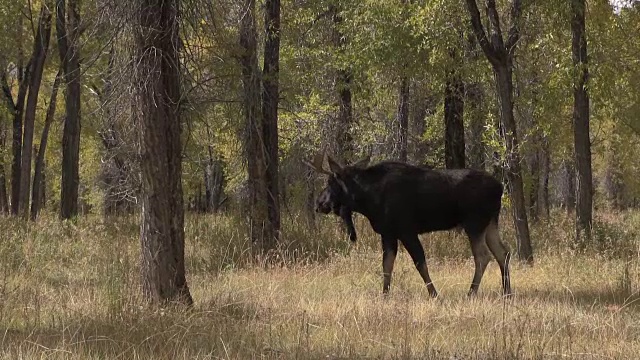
xmin=305 ymin=152 xmax=512 ymax=298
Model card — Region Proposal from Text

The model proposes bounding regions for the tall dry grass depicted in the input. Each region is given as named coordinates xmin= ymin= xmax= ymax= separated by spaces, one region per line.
xmin=1 ymin=209 xmax=640 ymax=359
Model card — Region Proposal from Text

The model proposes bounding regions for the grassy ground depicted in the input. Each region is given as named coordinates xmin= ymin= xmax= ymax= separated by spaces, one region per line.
xmin=1 ymin=210 xmax=640 ymax=359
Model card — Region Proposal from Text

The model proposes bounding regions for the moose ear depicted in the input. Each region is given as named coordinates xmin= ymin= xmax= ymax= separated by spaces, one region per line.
xmin=352 ymin=155 xmax=371 ymax=168
xmin=327 ymin=156 xmax=343 ymax=174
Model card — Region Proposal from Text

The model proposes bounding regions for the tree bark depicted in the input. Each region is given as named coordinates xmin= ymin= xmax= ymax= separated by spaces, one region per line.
xmin=0 ymin=110 xmax=8 ymax=214
xmin=394 ymin=77 xmax=410 ymax=162
xmin=240 ymin=0 xmax=271 ymax=250
xmin=571 ymin=0 xmax=593 ymax=241
xmin=261 ymin=0 xmax=281 ymax=247
xmin=465 ymin=0 xmax=533 ymax=263
xmin=19 ymin=5 xmax=52 ymax=218
xmin=444 ymin=69 xmax=465 ymax=169
xmin=330 ymin=5 xmax=354 ymax=163
xmin=466 ymin=83 xmax=485 ymax=170
xmin=57 ymin=0 xmax=82 ymax=220
xmin=537 ymin=136 xmax=551 ymax=218
xmin=134 ymin=0 xmax=193 ymax=306
xmin=31 ymin=69 xmax=62 ymax=220
xmin=2 ymin=64 xmax=30 ymax=216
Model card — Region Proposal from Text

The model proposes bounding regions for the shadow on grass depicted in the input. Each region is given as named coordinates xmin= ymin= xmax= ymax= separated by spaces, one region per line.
xmin=518 ymin=286 xmax=640 ymax=312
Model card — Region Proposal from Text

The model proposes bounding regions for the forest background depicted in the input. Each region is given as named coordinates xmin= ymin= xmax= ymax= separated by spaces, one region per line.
xmin=1 ymin=0 xmax=640 ymax=358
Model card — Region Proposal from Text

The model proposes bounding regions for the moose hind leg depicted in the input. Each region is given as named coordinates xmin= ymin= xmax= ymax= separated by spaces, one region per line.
xmin=381 ymin=236 xmax=398 ymax=294
xmin=485 ymin=219 xmax=512 ymax=296
xmin=467 ymin=229 xmax=492 ymax=297
xmin=401 ymin=235 xmax=438 ymax=298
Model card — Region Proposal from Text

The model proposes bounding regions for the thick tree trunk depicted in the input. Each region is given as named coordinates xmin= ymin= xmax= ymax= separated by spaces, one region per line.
xmin=19 ymin=6 xmax=52 ymax=218
xmin=134 ymin=0 xmax=193 ymax=306
xmin=466 ymin=83 xmax=485 ymax=170
xmin=394 ymin=77 xmax=410 ymax=162
xmin=444 ymin=72 xmax=465 ymax=169
xmin=31 ymin=69 xmax=62 ymax=220
xmin=261 ymin=0 xmax=281 ymax=247
xmin=240 ymin=0 xmax=271 ymax=250
xmin=571 ymin=0 xmax=592 ymax=241
xmin=330 ymin=5 xmax=354 ymax=163
xmin=57 ymin=0 xmax=82 ymax=220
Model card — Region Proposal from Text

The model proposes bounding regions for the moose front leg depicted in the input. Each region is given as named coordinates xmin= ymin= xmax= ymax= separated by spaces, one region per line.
xmin=381 ymin=235 xmax=398 ymax=294
xmin=339 ymin=206 xmax=357 ymax=242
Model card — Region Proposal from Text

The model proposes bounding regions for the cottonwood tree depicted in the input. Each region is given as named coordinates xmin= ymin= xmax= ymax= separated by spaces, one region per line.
xmin=57 ymin=0 xmax=82 ymax=220
xmin=134 ymin=0 xmax=193 ymax=305
xmin=465 ymin=0 xmax=533 ymax=263
xmin=240 ymin=0 xmax=282 ymax=252
xmin=19 ymin=4 xmax=52 ymax=219
xmin=571 ymin=0 xmax=593 ymax=241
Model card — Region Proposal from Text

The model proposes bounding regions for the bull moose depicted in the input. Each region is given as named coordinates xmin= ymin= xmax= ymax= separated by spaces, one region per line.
xmin=305 ymin=153 xmax=512 ymax=298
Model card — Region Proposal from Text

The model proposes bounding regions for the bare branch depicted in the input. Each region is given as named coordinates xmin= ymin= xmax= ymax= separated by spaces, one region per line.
xmin=506 ymin=0 xmax=523 ymax=56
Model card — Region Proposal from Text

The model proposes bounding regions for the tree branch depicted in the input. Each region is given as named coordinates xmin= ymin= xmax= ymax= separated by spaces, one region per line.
xmin=506 ymin=0 xmax=523 ymax=56
xmin=0 ymin=71 xmax=17 ymax=114
xmin=465 ymin=0 xmax=501 ymax=66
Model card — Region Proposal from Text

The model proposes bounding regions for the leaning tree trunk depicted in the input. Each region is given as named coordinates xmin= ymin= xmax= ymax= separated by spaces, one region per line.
xmin=57 ymin=0 xmax=82 ymax=220
xmin=134 ymin=0 xmax=193 ymax=306
xmin=260 ymin=0 xmax=282 ymax=247
xmin=19 ymin=6 xmax=52 ymax=219
xmin=444 ymin=67 xmax=465 ymax=169
xmin=466 ymin=0 xmax=533 ymax=263
xmin=571 ymin=0 xmax=592 ymax=242
xmin=31 ymin=69 xmax=62 ymax=220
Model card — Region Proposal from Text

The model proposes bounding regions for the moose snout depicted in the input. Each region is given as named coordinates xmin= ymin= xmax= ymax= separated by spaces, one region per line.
xmin=315 ymin=200 xmax=332 ymax=214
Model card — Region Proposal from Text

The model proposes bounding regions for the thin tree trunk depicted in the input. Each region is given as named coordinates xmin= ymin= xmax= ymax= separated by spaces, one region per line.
xmin=571 ymin=0 xmax=592 ymax=241
xmin=19 ymin=5 xmax=52 ymax=218
xmin=466 ymin=0 xmax=533 ymax=263
xmin=0 ymin=110 xmax=8 ymax=214
xmin=537 ymin=136 xmax=551 ymax=218
xmin=444 ymin=69 xmax=465 ymax=169
xmin=57 ymin=0 xmax=82 ymax=220
xmin=261 ymin=0 xmax=281 ymax=247
xmin=134 ymin=0 xmax=193 ymax=306
xmin=31 ymin=69 xmax=62 ymax=220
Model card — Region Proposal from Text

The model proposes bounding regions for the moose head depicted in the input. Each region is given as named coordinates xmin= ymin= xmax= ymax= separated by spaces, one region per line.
xmin=303 ymin=150 xmax=370 ymax=242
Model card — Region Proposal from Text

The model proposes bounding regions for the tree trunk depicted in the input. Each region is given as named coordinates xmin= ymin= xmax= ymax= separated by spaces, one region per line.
xmin=204 ymin=147 xmax=225 ymax=213
xmin=466 ymin=0 xmax=533 ymax=263
xmin=260 ymin=0 xmax=281 ymax=247
xmin=57 ymin=0 xmax=82 ymax=220
xmin=466 ymin=83 xmax=485 ymax=170
xmin=31 ymin=69 xmax=62 ymax=220
xmin=331 ymin=5 xmax=354 ymax=163
xmin=394 ymin=77 xmax=410 ymax=162
xmin=19 ymin=5 xmax=52 ymax=218
xmin=134 ymin=0 xmax=193 ymax=306
xmin=571 ymin=0 xmax=592 ymax=241
xmin=240 ymin=0 xmax=271 ymax=251
xmin=537 ymin=136 xmax=551 ymax=218
xmin=495 ymin=66 xmax=533 ymax=263
xmin=444 ymin=71 xmax=465 ymax=169
xmin=2 ymin=64 xmax=30 ymax=216
xmin=0 ymin=110 xmax=8 ymax=214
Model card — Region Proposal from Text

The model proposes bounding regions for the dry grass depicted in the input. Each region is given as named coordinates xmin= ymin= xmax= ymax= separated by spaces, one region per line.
xmin=1 ymin=210 xmax=640 ymax=359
